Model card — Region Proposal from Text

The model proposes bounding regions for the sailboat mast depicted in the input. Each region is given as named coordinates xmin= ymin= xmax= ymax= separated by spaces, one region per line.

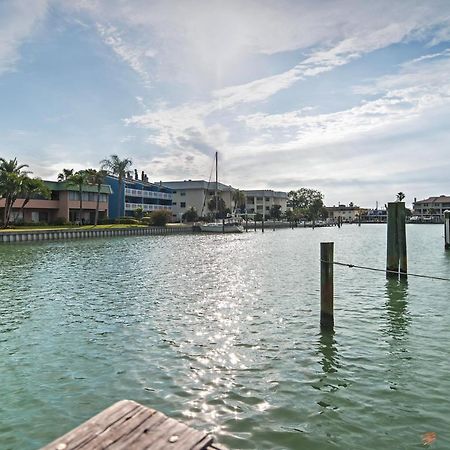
xmin=215 ymin=151 xmax=218 ymax=218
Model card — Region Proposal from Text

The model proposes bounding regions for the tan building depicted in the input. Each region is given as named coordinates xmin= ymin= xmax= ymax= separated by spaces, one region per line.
xmin=326 ymin=204 xmax=361 ymax=222
xmin=161 ymin=180 xmax=236 ymax=221
xmin=413 ymin=195 xmax=450 ymax=220
xmin=0 ymin=180 xmax=112 ymax=224
xmin=243 ymin=190 xmax=288 ymax=219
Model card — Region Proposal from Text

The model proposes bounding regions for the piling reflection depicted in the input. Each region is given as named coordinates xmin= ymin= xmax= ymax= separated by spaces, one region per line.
xmin=385 ymin=278 xmax=410 ymax=339
xmin=318 ymin=329 xmax=339 ymax=374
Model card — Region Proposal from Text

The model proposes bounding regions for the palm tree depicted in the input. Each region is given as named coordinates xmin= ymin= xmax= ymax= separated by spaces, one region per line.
xmin=57 ymin=168 xmax=74 ymax=182
xmin=396 ymin=192 xmax=405 ymax=202
xmin=0 ymin=158 xmax=30 ymax=227
xmin=67 ymin=170 xmax=89 ymax=224
xmin=232 ymin=189 xmax=246 ymax=213
xmin=100 ymin=155 xmax=132 ymax=218
xmin=19 ymin=177 xmax=51 ymax=221
xmin=85 ymin=168 xmax=108 ymax=225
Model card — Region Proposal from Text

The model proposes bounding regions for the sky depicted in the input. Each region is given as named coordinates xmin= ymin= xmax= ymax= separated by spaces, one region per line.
xmin=1 ymin=0 xmax=450 ymax=208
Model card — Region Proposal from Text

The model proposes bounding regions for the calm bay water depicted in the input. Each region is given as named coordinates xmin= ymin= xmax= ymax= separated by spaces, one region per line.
xmin=1 ymin=224 xmax=449 ymax=449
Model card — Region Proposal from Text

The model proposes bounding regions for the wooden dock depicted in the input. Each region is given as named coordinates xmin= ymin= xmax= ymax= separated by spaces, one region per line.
xmin=41 ymin=400 xmax=226 ymax=450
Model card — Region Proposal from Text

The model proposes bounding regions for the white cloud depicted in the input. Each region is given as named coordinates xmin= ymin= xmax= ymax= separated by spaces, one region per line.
xmin=0 ymin=0 xmax=48 ymax=74
xmin=69 ymin=0 xmax=450 ymax=88
xmin=96 ymin=23 xmax=153 ymax=85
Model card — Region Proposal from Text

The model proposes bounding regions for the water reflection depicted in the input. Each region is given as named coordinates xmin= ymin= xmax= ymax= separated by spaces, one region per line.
xmin=385 ymin=279 xmax=410 ymax=339
xmin=318 ymin=329 xmax=339 ymax=374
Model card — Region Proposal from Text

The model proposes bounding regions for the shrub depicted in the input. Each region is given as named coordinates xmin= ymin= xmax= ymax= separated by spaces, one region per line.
xmin=147 ymin=209 xmax=171 ymax=226
xmin=52 ymin=217 xmax=69 ymax=226
xmin=114 ymin=217 xmax=140 ymax=225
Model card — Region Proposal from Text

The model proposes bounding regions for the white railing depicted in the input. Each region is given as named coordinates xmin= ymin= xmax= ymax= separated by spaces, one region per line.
xmin=125 ymin=203 xmax=171 ymax=211
xmin=125 ymin=188 xmax=172 ymax=200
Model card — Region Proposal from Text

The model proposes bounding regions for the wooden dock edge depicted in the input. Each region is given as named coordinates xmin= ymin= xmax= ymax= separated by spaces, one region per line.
xmin=41 ymin=400 xmax=227 ymax=450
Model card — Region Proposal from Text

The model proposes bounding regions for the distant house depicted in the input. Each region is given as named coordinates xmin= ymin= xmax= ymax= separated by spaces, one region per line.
xmin=413 ymin=195 xmax=450 ymax=221
xmin=363 ymin=208 xmax=387 ymax=222
xmin=0 ymin=180 xmax=112 ymax=224
xmin=326 ymin=204 xmax=361 ymax=222
xmin=243 ymin=190 xmax=288 ymax=218
xmin=104 ymin=173 xmax=173 ymax=219
xmin=160 ymin=180 xmax=236 ymax=221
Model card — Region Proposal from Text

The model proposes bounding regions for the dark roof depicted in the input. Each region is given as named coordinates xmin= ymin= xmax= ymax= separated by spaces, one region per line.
xmin=415 ymin=195 xmax=450 ymax=204
xmin=162 ymin=180 xmax=235 ymax=192
xmin=44 ymin=180 xmax=112 ymax=194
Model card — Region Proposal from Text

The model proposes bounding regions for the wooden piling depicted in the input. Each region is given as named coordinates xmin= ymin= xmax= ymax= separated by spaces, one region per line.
xmin=386 ymin=202 xmax=399 ymax=278
xmin=222 ymin=218 xmax=225 ymax=234
xmin=245 ymin=216 xmax=248 ymax=232
xmin=397 ymin=202 xmax=407 ymax=278
xmin=262 ymin=218 xmax=265 ymax=233
xmin=254 ymin=218 xmax=257 ymax=232
xmin=320 ymin=242 xmax=334 ymax=330
xmin=445 ymin=211 xmax=450 ymax=249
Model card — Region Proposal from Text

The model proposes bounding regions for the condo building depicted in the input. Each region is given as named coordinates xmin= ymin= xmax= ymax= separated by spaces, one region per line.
xmin=0 ymin=180 xmax=112 ymax=224
xmin=161 ymin=180 xmax=236 ymax=221
xmin=104 ymin=173 xmax=173 ymax=219
xmin=413 ymin=195 xmax=450 ymax=221
xmin=243 ymin=190 xmax=288 ymax=218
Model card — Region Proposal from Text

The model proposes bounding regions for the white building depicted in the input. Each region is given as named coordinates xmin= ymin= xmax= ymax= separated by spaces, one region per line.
xmin=243 ymin=190 xmax=288 ymax=219
xmin=326 ymin=204 xmax=361 ymax=222
xmin=161 ymin=180 xmax=236 ymax=221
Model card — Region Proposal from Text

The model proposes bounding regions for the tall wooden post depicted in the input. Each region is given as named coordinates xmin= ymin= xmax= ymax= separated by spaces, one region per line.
xmin=222 ymin=218 xmax=225 ymax=234
xmin=245 ymin=216 xmax=248 ymax=232
xmin=254 ymin=218 xmax=257 ymax=232
xmin=445 ymin=211 xmax=450 ymax=249
xmin=320 ymin=242 xmax=334 ymax=330
xmin=386 ymin=202 xmax=399 ymax=278
xmin=262 ymin=218 xmax=265 ymax=233
xmin=397 ymin=202 xmax=407 ymax=278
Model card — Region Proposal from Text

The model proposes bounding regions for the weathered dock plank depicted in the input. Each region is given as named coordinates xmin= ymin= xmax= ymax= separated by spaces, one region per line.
xmin=41 ymin=400 xmax=225 ymax=450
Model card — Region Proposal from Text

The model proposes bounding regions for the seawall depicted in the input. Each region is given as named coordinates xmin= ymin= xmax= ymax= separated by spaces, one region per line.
xmin=0 ymin=226 xmax=193 ymax=243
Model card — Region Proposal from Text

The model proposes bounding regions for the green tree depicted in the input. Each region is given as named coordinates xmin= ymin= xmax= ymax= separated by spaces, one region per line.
xmin=232 ymin=189 xmax=246 ymax=213
xmin=288 ymin=188 xmax=323 ymax=209
xmin=57 ymin=168 xmax=74 ymax=181
xmin=396 ymin=192 xmax=405 ymax=202
xmin=86 ymin=168 xmax=108 ymax=225
xmin=100 ymin=155 xmax=132 ymax=217
xmin=19 ymin=177 xmax=51 ymax=221
xmin=149 ymin=209 xmax=171 ymax=226
xmin=207 ymin=196 xmax=227 ymax=218
xmin=134 ymin=206 xmax=145 ymax=221
xmin=288 ymin=188 xmax=326 ymax=220
xmin=182 ymin=206 xmax=198 ymax=222
xmin=0 ymin=158 xmax=30 ymax=227
xmin=269 ymin=204 xmax=282 ymax=220
xmin=67 ymin=170 xmax=89 ymax=224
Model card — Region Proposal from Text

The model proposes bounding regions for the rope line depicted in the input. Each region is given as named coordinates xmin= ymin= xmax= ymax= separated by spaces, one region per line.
xmin=321 ymin=260 xmax=450 ymax=282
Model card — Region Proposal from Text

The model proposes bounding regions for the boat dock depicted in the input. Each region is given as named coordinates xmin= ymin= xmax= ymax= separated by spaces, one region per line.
xmin=41 ymin=400 xmax=226 ymax=450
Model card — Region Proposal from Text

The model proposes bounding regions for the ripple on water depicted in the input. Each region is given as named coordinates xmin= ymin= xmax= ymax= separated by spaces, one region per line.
xmin=1 ymin=226 xmax=450 ymax=449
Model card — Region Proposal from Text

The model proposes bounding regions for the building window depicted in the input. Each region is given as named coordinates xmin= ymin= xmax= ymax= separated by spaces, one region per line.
xmin=172 ymin=202 xmax=177 ymax=206
xmin=180 ymin=202 xmax=186 ymax=208
xmin=180 ymin=192 xmax=186 ymax=196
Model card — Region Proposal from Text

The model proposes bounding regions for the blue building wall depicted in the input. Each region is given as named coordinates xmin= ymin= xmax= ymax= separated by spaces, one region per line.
xmin=105 ymin=175 xmax=173 ymax=219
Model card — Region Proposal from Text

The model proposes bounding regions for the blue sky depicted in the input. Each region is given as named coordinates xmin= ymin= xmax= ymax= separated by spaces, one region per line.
xmin=1 ymin=0 xmax=450 ymax=207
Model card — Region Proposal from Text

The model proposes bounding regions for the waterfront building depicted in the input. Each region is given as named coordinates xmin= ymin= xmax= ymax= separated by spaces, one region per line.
xmin=326 ymin=204 xmax=362 ymax=222
xmin=413 ymin=195 xmax=450 ymax=221
xmin=161 ymin=180 xmax=236 ymax=221
xmin=0 ymin=180 xmax=112 ymax=224
xmin=243 ymin=190 xmax=288 ymax=219
xmin=104 ymin=173 xmax=173 ymax=219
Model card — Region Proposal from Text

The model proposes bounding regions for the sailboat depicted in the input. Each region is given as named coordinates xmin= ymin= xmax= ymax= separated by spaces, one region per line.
xmin=200 ymin=152 xmax=244 ymax=233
